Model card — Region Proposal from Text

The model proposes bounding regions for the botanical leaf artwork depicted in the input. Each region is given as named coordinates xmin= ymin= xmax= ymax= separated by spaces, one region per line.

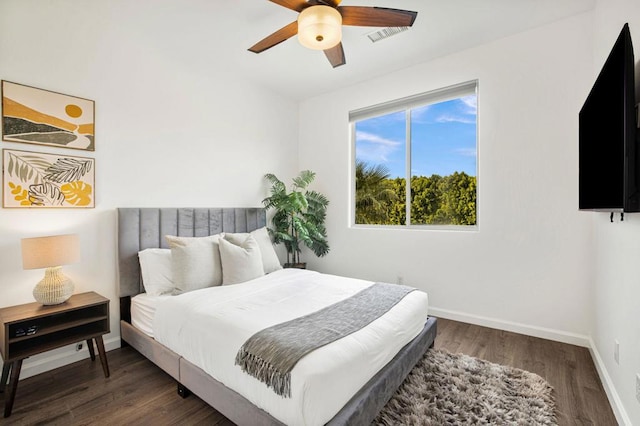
xmin=29 ymin=182 xmax=65 ymax=206
xmin=60 ymin=180 xmax=92 ymax=206
xmin=3 ymin=149 xmax=95 ymax=208
xmin=44 ymin=158 xmax=93 ymax=183
xmin=7 ymin=182 xmax=30 ymax=206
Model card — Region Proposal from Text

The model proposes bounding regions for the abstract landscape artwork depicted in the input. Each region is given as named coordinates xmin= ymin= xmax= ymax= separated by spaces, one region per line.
xmin=3 ymin=149 xmax=95 ymax=208
xmin=1 ymin=81 xmax=95 ymax=151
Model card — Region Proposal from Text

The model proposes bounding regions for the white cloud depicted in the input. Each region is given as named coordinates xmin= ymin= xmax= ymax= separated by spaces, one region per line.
xmin=434 ymin=96 xmax=477 ymax=124
xmin=460 ymin=95 xmax=477 ymax=114
xmin=356 ymin=131 xmax=401 ymax=163
xmin=356 ymin=131 xmax=400 ymax=147
xmin=454 ymin=147 xmax=477 ymax=157
xmin=436 ymin=114 xmax=476 ymax=124
xmin=410 ymin=104 xmax=431 ymax=121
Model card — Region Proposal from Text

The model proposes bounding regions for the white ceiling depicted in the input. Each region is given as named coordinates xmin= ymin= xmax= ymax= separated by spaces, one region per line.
xmin=162 ymin=0 xmax=596 ymax=101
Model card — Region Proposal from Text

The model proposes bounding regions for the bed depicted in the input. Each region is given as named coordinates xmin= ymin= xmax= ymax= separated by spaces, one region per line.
xmin=117 ymin=207 xmax=437 ymax=425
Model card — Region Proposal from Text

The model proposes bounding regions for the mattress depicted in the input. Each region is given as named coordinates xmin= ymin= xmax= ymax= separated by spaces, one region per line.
xmin=131 ymin=293 xmax=170 ymax=338
xmin=151 ymin=268 xmax=429 ymax=426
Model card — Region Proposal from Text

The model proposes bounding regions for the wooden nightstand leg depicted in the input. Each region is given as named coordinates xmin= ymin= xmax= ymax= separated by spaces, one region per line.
xmin=95 ymin=336 xmax=110 ymax=378
xmin=87 ymin=339 xmax=96 ymax=361
xmin=0 ymin=363 xmax=10 ymax=392
xmin=4 ymin=359 xmax=23 ymax=418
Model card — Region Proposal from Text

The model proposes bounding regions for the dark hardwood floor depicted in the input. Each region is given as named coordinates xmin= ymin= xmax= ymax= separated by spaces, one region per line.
xmin=0 ymin=318 xmax=617 ymax=425
xmin=435 ymin=319 xmax=617 ymax=425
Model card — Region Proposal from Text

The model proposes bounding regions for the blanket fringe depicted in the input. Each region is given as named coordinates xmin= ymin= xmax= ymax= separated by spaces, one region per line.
xmin=235 ymin=346 xmax=291 ymax=398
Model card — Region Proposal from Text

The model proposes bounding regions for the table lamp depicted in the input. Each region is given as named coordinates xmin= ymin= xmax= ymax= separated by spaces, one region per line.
xmin=21 ymin=234 xmax=80 ymax=305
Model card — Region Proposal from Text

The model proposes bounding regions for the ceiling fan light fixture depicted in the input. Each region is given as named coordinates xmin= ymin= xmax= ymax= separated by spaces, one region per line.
xmin=297 ymin=5 xmax=342 ymax=51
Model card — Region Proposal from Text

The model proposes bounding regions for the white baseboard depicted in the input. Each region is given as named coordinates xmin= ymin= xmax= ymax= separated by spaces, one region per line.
xmin=14 ymin=336 xmax=121 ymax=380
xmin=588 ymin=337 xmax=631 ymax=426
xmin=429 ymin=306 xmax=590 ymax=347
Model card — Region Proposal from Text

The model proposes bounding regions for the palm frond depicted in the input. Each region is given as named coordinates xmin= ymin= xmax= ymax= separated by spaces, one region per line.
xmin=263 ymin=170 xmax=329 ymax=262
xmin=292 ymin=170 xmax=315 ymax=190
xmin=264 ymin=173 xmax=286 ymax=194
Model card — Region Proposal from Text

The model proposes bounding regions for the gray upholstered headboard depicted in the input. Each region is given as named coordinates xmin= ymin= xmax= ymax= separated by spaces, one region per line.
xmin=117 ymin=208 xmax=266 ymax=299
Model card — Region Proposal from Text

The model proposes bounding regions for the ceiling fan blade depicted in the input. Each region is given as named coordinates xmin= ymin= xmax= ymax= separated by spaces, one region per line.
xmin=339 ymin=6 xmax=418 ymax=27
xmin=324 ymin=42 xmax=346 ymax=68
xmin=269 ymin=0 xmax=310 ymax=12
xmin=248 ymin=21 xmax=298 ymax=53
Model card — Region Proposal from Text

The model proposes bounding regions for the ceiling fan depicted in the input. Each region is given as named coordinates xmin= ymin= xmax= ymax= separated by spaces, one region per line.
xmin=248 ymin=0 xmax=418 ymax=68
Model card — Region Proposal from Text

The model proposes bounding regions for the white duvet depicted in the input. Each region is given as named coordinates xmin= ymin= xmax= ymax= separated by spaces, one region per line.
xmin=153 ymin=268 xmax=429 ymax=426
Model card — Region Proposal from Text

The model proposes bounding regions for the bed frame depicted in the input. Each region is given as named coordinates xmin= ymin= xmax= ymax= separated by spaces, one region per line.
xmin=117 ymin=207 xmax=437 ymax=426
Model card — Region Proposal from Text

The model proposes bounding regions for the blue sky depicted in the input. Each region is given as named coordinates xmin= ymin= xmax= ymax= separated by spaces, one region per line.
xmin=355 ymin=96 xmax=477 ymax=179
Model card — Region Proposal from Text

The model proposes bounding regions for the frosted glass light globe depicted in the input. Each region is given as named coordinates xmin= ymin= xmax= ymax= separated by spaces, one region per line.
xmin=298 ymin=6 xmax=342 ymax=50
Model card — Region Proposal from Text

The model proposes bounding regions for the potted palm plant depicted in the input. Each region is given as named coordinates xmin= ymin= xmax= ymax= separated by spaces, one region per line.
xmin=263 ymin=170 xmax=329 ymax=268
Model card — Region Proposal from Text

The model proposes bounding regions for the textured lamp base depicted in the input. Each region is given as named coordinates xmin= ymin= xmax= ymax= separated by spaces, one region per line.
xmin=33 ymin=266 xmax=74 ymax=305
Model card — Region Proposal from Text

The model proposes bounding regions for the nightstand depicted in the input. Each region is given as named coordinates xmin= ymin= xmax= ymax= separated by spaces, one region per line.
xmin=0 ymin=291 xmax=110 ymax=417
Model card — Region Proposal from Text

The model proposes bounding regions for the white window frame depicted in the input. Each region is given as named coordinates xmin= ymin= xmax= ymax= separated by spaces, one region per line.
xmin=349 ymin=80 xmax=479 ymax=230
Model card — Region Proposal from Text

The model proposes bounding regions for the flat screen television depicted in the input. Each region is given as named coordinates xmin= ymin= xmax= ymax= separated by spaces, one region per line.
xmin=579 ymin=23 xmax=638 ymax=212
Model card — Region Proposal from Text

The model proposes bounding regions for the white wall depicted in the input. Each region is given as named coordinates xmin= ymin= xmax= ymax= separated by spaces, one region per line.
xmin=2 ymin=0 xmax=638 ymax=422
xmin=0 ymin=0 xmax=299 ymax=377
xmin=299 ymin=6 xmax=640 ymax=423
xmin=299 ymin=14 xmax=594 ymax=342
xmin=590 ymin=1 xmax=640 ymax=424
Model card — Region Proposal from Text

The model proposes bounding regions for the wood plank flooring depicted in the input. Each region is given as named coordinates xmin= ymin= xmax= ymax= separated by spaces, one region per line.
xmin=435 ymin=319 xmax=617 ymax=425
xmin=0 ymin=318 xmax=617 ymax=425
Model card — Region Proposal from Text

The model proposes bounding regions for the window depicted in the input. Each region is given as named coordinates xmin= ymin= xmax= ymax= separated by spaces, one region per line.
xmin=351 ymin=81 xmax=477 ymax=227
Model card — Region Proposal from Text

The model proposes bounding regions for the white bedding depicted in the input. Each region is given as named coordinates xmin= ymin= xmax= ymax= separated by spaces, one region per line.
xmin=131 ymin=293 xmax=171 ymax=338
xmin=152 ymin=268 xmax=429 ymax=426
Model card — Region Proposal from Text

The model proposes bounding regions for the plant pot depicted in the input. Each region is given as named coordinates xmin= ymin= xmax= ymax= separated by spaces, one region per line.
xmin=284 ymin=262 xmax=307 ymax=269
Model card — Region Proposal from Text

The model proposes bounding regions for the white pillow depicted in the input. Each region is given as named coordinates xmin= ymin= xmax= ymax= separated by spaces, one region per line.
xmin=165 ymin=234 xmax=223 ymax=293
xmin=138 ymin=248 xmax=175 ymax=296
xmin=225 ymin=227 xmax=282 ymax=274
xmin=219 ymin=235 xmax=264 ymax=285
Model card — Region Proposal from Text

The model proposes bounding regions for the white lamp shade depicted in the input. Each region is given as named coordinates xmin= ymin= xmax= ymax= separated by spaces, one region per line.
xmin=22 ymin=234 xmax=80 ymax=270
xmin=298 ymin=5 xmax=342 ymax=50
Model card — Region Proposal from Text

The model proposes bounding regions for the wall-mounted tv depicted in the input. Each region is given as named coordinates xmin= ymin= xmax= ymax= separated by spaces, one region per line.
xmin=579 ymin=23 xmax=638 ymax=212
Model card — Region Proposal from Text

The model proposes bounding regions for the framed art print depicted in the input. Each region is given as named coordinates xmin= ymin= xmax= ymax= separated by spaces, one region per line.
xmin=1 ymin=81 xmax=95 ymax=151
xmin=3 ymin=149 xmax=95 ymax=208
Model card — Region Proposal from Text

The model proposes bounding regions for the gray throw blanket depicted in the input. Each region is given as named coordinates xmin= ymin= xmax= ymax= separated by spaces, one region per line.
xmin=235 ymin=282 xmax=416 ymax=398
